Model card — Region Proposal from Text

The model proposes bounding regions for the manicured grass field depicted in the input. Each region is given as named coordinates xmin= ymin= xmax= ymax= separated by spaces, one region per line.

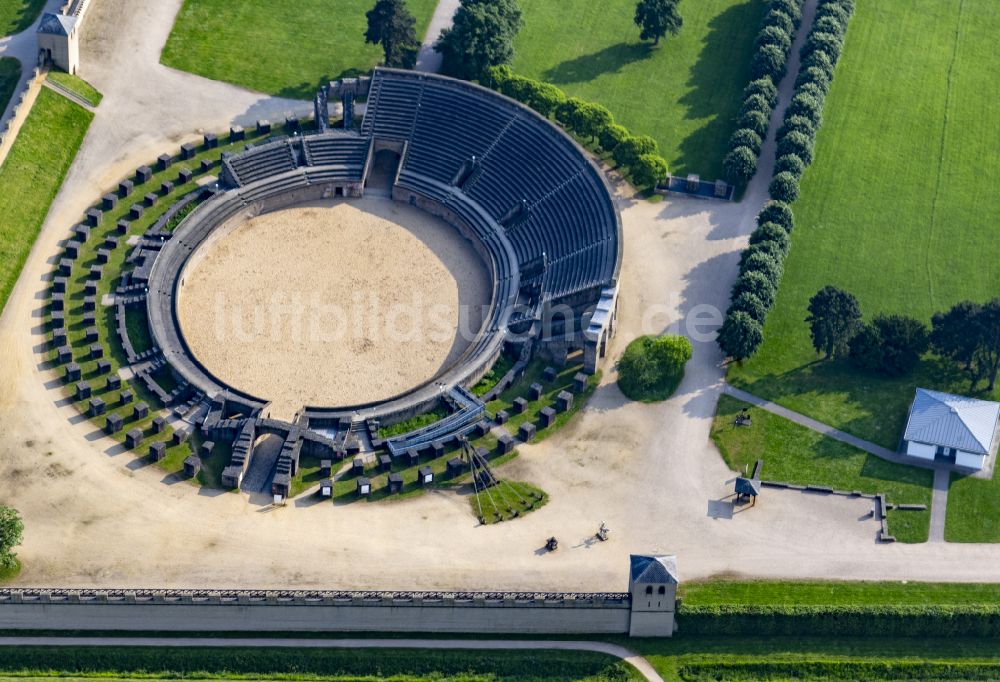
xmin=0 ymin=646 xmax=641 ymax=681
xmin=728 ymin=0 xmax=1000 ymax=452
xmin=0 ymin=0 xmax=44 ymax=37
xmin=0 ymin=57 xmax=19 ymax=114
xmin=160 ymin=0 xmax=438 ymax=99
xmin=711 ymin=395 xmax=933 ymax=542
xmin=680 ymin=579 xmax=1000 ymax=606
xmin=0 ymin=87 xmax=92 ymax=316
xmin=512 ymin=0 xmax=766 ymax=178
xmin=946 ymin=469 xmax=1000 ymax=543
xmin=47 ymin=71 xmax=103 ymax=107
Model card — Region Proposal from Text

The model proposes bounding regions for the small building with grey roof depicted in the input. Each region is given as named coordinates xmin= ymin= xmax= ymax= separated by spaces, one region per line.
xmin=901 ymin=388 xmax=1000 ymax=470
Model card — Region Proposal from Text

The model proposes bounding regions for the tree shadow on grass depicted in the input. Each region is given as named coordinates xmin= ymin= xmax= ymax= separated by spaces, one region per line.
xmin=542 ymin=41 xmax=654 ymax=85
xmin=673 ymin=0 xmax=768 ymax=178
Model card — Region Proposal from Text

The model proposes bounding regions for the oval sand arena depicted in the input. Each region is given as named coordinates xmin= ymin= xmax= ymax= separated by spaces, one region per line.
xmin=177 ymin=198 xmax=490 ymax=419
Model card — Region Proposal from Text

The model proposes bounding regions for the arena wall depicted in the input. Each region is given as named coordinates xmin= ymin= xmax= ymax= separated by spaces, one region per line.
xmin=0 ymin=590 xmax=659 ymax=635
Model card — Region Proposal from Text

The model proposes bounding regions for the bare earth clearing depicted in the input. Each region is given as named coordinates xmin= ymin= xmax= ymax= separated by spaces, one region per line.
xmin=178 ymin=198 xmax=489 ymax=418
xmin=0 ymin=0 xmax=998 ymax=591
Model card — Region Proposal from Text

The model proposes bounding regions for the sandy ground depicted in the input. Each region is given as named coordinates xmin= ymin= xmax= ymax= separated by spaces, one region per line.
xmin=178 ymin=198 xmax=489 ymax=418
xmin=0 ymin=0 xmax=999 ymax=591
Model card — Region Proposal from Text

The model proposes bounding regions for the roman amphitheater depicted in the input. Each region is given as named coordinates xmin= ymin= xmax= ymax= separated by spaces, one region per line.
xmin=1 ymin=0 xmax=999 ymax=603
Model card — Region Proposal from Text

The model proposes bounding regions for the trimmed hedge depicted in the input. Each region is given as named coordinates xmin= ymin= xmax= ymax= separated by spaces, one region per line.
xmin=485 ymin=65 xmax=669 ymax=189
xmin=679 ymin=603 xmax=1000 ymax=637
xmin=718 ymin=0 xmax=855 ymax=361
xmin=723 ymin=0 xmax=805 ymax=186
xmin=680 ymin=660 xmax=1000 ymax=681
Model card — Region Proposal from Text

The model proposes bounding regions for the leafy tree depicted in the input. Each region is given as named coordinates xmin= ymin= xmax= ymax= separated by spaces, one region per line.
xmin=739 ymin=249 xmax=783 ymax=287
xmin=739 ymin=93 xmax=771 ymax=119
xmin=526 ymin=81 xmax=565 ymax=117
xmin=756 ymin=25 xmax=792 ymax=53
xmin=738 ymin=108 xmax=770 ymax=138
xmin=805 ymin=285 xmax=862 ymax=358
xmin=769 ymin=171 xmax=799 ymax=203
xmin=796 ymin=66 xmax=832 ymax=94
xmin=742 ymin=237 xmax=785 ymax=265
xmin=779 ymin=114 xmax=816 ymax=140
xmin=796 ymin=81 xmax=827 ymax=102
xmin=723 ymin=146 xmax=757 ymax=185
xmin=365 ymin=0 xmax=421 ymax=68
xmin=599 ymin=123 xmax=630 ymax=153
xmin=775 ymin=153 xmax=805 ymax=179
xmin=803 ymin=31 xmax=843 ymax=63
xmin=815 ymin=2 xmax=850 ymax=30
xmin=849 ymin=314 xmax=928 ymax=377
xmin=777 ymin=129 xmax=814 ymax=165
xmin=732 ymin=269 xmax=776 ymax=309
xmin=572 ymin=102 xmax=614 ymax=141
xmin=802 ymin=49 xmax=836 ymax=80
xmin=631 ymin=153 xmax=669 ymax=188
xmin=930 ymin=301 xmax=981 ymax=372
xmin=617 ymin=334 xmax=692 ymax=400
xmin=0 ymin=506 xmax=23 ymax=571
xmin=435 ymin=0 xmax=523 ymax=81
xmin=762 ymin=9 xmax=795 ymax=35
xmin=718 ymin=310 xmax=764 ymax=361
xmin=484 ymin=64 xmax=513 ymax=88
xmin=730 ymin=291 xmax=768 ymax=322
xmin=757 ymin=200 xmax=794 ymax=232
xmin=743 ymin=77 xmax=778 ymax=107
xmin=971 ymin=299 xmax=1000 ymax=391
xmin=813 ymin=14 xmax=847 ymax=37
xmin=730 ymin=128 xmax=763 ymax=154
xmin=555 ymin=96 xmax=586 ymax=127
xmin=748 ymin=221 xmax=791 ymax=256
xmin=770 ymin=0 xmax=802 ymax=25
xmin=633 ymin=0 xmax=683 ymax=46
xmin=613 ymin=134 xmax=658 ymax=167
xmin=787 ymin=91 xmax=824 ymax=125
xmin=751 ymin=43 xmax=787 ymax=81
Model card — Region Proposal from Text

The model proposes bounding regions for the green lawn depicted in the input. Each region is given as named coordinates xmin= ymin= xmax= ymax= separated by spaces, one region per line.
xmin=160 ymin=0 xmax=438 ymax=99
xmin=680 ymin=579 xmax=1000 ymax=606
xmin=0 ymin=57 xmax=19 ymax=114
xmin=711 ymin=395 xmax=933 ymax=542
xmin=0 ymin=646 xmax=640 ymax=681
xmin=512 ymin=0 xmax=766 ymax=179
xmin=728 ymin=1 xmax=1000 ymax=451
xmin=47 ymin=71 xmax=103 ymax=107
xmin=0 ymin=0 xmax=44 ymax=37
xmin=0 ymin=87 xmax=92 ymax=315
xmin=946 ymin=470 xmax=1000 ymax=543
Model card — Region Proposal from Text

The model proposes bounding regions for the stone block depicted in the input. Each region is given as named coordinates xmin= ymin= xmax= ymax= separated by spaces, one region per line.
xmin=143 ymin=192 xmax=158 ymax=207
xmin=180 ymin=142 xmax=196 ymax=160
xmin=356 ymin=476 xmax=371 ymax=496
xmin=52 ymin=276 xmax=67 ymax=293
xmin=86 ymin=207 xmax=103 ymax=227
xmin=542 ymin=366 xmax=557 ymax=382
xmin=96 ymin=359 xmax=111 ymax=375
xmin=160 ymin=180 xmax=174 ymax=196
xmin=83 ymin=296 xmax=96 ymax=311
xmin=495 ymin=409 xmax=509 ymax=425
xmin=116 ymin=218 xmax=129 ymax=235
xmin=129 ymin=204 xmax=144 ymax=220
xmin=50 ymin=310 xmax=65 ymax=326
xmin=200 ymin=440 xmax=214 ymax=457
xmin=351 ymin=458 xmax=365 ymax=476
xmin=120 ymin=389 xmax=134 ymax=405
xmin=379 ymin=454 xmax=391 ymax=471
xmin=529 ymin=382 xmax=543 ymax=400
xmin=118 ymin=179 xmax=134 ymax=198
xmin=125 ymin=428 xmax=144 ymax=449
xmin=157 ymin=154 xmax=172 ymax=171
xmin=388 ymin=472 xmax=403 ymax=493
xmin=64 ymin=240 xmax=80 ymax=259
xmin=496 ymin=430 xmax=515 ymax=454
xmin=256 ymin=119 xmax=271 ymax=134
xmin=59 ymin=258 xmax=73 ymax=275
xmin=199 ymin=158 xmax=213 ymax=173
xmin=151 ymin=415 xmax=166 ymax=434
xmin=75 ymin=381 xmax=91 ymax=400
xmin=133 ymin=401 xmax=149 ymax=419
xmin=229 ymin=125 xmax=245 ymax=142
xmin=147 ymin=441 xmax=166 ymax=461
xmin=555 ymin=390 xmax=573 ymax=412
xmin=56 ymin=344 xmax=72 ymax=364
xmin=172 ymin=427 xmax=190 ymax=445
xmin=104 ymin=236 xmax=118 ymax=250
xmin=518 ymin=422 xmax=537 ymax=442
xmin=84 ymin=397 xmax=104 ymax=418
xmin=203 ymin=132 xmax=218 ymax=149
xmin=135 ymin=166 xmax=152 ymax=184
xmin=50 ymin=293 xmax=64 ymax=311
xmin=183 ymin=455 xmax=202 ymax=477
xmin=85 ymin=326 xmax=99 ymax=342
xmin=106 ymin=374 xmax=121 ymax=391
xmin=539 ymin=406 xmax=557 ymax=428
xmin=417 ymin=466 xmax=434 ymax=485
xmin=446 ymin=457 xmax=464 ymax=477
xmin=96 ymin=248 xmax=110 ymax=264
xmin=89 ymin=343 xmax=103 ymax=359
xmin=65 ymin=362 xmax=81 ymax=382
xmin=512 ymin=397 xmax=528 ymax=414
xmin=573 ymin=372 xmax=588 ymax=393
xmin=105 ymin=413 xmax=124 ymax=434
xmin=177 ymin=168 xmax=193 ymax=184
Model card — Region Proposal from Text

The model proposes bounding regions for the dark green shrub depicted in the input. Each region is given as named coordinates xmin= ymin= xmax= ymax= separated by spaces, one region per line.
xmin=617 ymin=334 xmax=692 ymax=401
xmin=769 ymin=171 xmax=800 ymax=203
xmin=598 ymin=123 xmax=630 ymax=154
xmin=732 ymin=270 xmax=776 ymax=309
xmin=743 ymin=239 xmax=785 ymax=265
xmin=755 ymin=25 xmax=791 ymax=53
xmin=761 ymin=9 xmax=794 ymax=35
xmin=730 ymin=291 xmax=768 ymax=322
xmin=484 ymin=64 xmax=513 ymax=88
xmin=571 ymin=101 xmax=614 ymax=140
xmin=796 ymin=65 xmax=832 ymax=93
xmin=717 ymin=310 xmax=764 ymax=361
xmin=739 ymin=249 xmax=783 ymax=286
xmin=526 ymin=81 xmax=566 ymax=117
xmin=555 ymin=96 xmax=586 ymax=127
xmin=729 ymin=127 xmax=763 ymax=154
xmin=743 ymin=77 xmax=778 ymax=107
xmin=769 ymin=0 xmax=801 ymax=26
xmin=777 ymin=129 xmax=814 ymax=165
xmin=748 ymin=221 xmax=791 ymax=255
xmin=757 ymin=200 xmax=794 ymax=232
xmin=774 ymin=153 xmax=805 ymax=178
xmin=778 ymin=114 xmax=816 ymax=141
xmin=795 ymin=80 xmax=826 ymax=102
xmin=723 ymin=146 xmax=757 ymax=185
xmin=751 ymin=43 xmax=787 ymax=81
xmin=787 ymin=91 xmax=824 ymax=124
xmin=739 ymin=93 xmax=771 ymax=119
xmin=738 ymin=108 xmax=770 ymax=138
xmin=816 ymin=2 xmax=850 ymax=28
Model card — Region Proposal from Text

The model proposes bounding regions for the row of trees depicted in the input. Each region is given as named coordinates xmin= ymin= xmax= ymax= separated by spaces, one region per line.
xmin=807 ymin=288 xmax=1000 ymax=390
xmin=486 ymin=66 xmax=670 ymax=188
xmin=723 ymin=0 xmax=804 ymax=186
xmin=717 ymin=0 xmax=856 ymax=362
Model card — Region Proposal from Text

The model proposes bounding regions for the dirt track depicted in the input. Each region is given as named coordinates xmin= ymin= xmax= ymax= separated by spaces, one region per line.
xmin=178 ymin=198 xmax=489 ymax=419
